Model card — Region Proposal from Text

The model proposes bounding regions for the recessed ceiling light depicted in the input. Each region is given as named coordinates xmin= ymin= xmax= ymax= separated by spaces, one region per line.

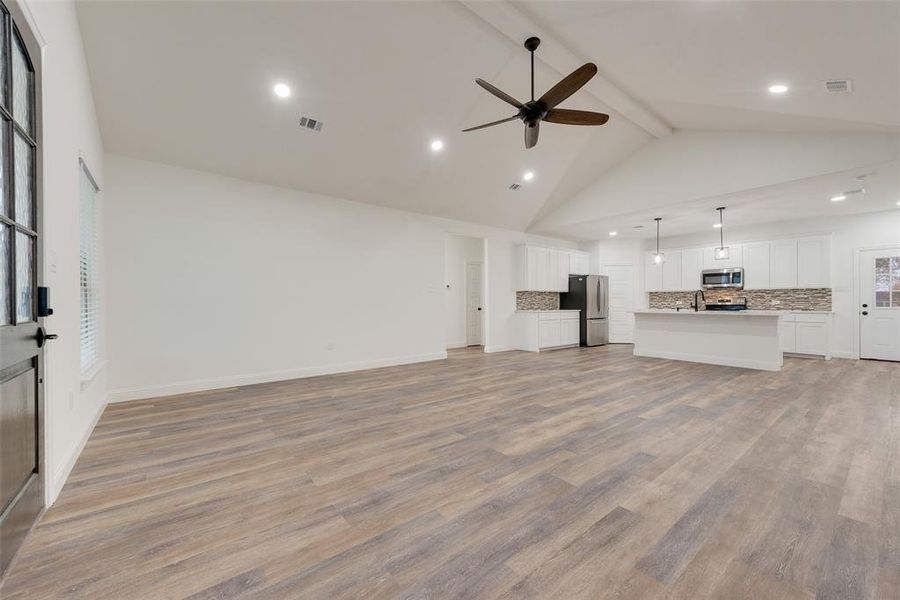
xmin=430 ymin=139 xmax=444 ymax=152
xmin=713 ymin=223 xmax=722 ymax=228
xmin=768 ymin=84 xmax=788 ymax=94
xmin=522 ymin=171 xmax=535 ymax=182
xmin=609 ymin=231 xmax=618 ymax=236
xmin=896 ymin=200 xmax=900 ymax=206
xmin=273 ymin=83 xmax=291 ymax=98
xmin=831 ymin=194 xmax=846 ymax=202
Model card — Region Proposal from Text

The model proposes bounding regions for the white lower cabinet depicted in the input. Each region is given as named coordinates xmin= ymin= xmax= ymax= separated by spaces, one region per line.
xmin=517 ymin=311 xmax=581 ymax=352
xmin=560 ymin=317 xmax=580 ymax=346
xmin=780 ymin=313 xmax=831 ymax=358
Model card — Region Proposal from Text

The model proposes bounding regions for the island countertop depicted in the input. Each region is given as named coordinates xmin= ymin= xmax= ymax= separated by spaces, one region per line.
xmin=634 ymin=309 xmax=782 ymax=317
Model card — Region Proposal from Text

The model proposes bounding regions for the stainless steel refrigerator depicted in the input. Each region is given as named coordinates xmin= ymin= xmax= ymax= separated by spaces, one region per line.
xmin=560 ymin=275 xmax=609 ymax=346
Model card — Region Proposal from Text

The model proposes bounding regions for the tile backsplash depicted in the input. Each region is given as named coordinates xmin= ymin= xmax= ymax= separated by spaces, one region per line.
xmin=648 ymin=288 xmax=832 ymax=311
xmin=516 ymin=291 xmax=560 ymax=310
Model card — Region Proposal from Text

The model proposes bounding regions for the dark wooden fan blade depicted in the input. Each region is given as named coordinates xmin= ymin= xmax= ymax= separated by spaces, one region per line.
xmin=462 ymin=115 xmax=520 ymax=132
xmin=524 ymin=121 xmax=539 ymax=149
xmin=538 ymin=63 xmax=598 ymax=110
xmin=544 ymin=108 xmax=609 ymax=126
xmin=475 ymin=79 xmax=523 ymax=109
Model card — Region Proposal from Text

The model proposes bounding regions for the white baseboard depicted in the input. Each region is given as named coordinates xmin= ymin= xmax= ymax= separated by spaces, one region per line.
xmin=484 ymin=345 xmax=518 ymax=353
xmin=48 ymin=397 xmax=107 ymax=504
xmin=446 ymin=342 xmax=468 ymax=349
xmin=830 ymin=350 xmax=857 ymax=360
xmin=107 ymin=351 xmax=449 ymax=403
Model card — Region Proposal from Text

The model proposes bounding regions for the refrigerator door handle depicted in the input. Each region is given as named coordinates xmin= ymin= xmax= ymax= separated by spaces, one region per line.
xmin=597 ymin=279 xmax=604 ymax=316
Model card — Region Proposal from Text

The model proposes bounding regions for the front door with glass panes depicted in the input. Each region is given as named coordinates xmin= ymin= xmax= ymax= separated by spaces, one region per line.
xmin=859 ymin=248 xmax=900 ymax=361
xmin=0 ymin=1 xmax=44 ymax=578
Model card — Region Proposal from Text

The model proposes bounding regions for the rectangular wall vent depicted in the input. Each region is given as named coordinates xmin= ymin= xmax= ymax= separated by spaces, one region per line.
xmin=824 ymin=79 xmax=852 ymax=93
xmin=508 ymin=183 xmax=521 ymax=190
xmin=298 ymin=116 xmax=323 ymax=132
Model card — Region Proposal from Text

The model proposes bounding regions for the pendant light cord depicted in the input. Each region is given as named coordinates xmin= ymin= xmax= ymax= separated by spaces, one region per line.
xmin=655 ymin=217 xmax=661 ymax=254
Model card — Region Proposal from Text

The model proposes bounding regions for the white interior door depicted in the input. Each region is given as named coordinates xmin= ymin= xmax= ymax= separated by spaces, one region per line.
xmin=859 ymin=248 xmax=900 ymax=361
xmin=465 ymin=262 xmax=483 ymax=346
xmin=606 ymin=265 xmax=635 ymax=343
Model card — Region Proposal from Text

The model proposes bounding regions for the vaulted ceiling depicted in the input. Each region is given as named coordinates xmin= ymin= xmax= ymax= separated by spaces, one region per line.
xmin=75 ymin=0 xmax=900 ymax=239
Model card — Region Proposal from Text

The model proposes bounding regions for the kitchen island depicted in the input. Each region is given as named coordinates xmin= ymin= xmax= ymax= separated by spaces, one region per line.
xmin=633 ymin=309 xmax=783 ymax=371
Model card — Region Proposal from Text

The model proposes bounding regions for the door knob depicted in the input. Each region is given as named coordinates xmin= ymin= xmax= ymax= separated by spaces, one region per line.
xmin=35 ymin=327 xmax=59 ymax=348
xmin=862 ymin=303 xmax=868 ymax=308
xmin=862 ymin=311 xmax=869 ymax=316
xmin=477 ymin=307 xmax=482 ymax=311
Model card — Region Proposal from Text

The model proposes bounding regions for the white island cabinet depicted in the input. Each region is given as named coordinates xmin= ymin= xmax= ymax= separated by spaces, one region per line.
xmin=633 ymin=310 xmax=783 ymax=371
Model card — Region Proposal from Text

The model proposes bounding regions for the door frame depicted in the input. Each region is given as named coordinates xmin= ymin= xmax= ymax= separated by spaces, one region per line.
xmin=0 ymin=0 xmax=45 ymax=580
xmin=853 ymin=244 xmax=900 ymax=360
xmin=465 ymin=261 xmax=484 ymax=347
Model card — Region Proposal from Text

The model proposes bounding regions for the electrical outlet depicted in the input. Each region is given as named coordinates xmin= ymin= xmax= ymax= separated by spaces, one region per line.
xmin=326 ymin=341 xmax=334 ymax=351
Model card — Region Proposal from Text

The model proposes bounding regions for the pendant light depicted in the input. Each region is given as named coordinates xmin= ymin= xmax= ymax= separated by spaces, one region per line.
xmin=652 ymin=217 xmax=665 ymax=264
xmin=714 ymin=206 xmax=729 ymax=260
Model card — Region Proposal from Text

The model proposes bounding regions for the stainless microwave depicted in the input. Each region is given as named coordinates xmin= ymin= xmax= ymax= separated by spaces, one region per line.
xmin=701 ymin=268 xmax=744 ymax=289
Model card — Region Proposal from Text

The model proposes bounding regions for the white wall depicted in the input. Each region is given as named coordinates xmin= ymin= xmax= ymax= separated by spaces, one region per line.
xmin=654 ymin=210 xmax=900 ymax=358
xmin=444 ymin=234 xmax=484 ymax=348
xmin=104 ymin=155 xmax=576 ymax=401
xmin=19 ymin=0 xmax=107 ymax=503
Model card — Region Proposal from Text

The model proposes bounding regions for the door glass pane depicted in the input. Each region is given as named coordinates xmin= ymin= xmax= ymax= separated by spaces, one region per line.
xmin=11 ymin=33 xmax=32 ymax=134
xmin=0 ymin=119 xmax=6 ymax=217
xmin=15 ymin=230 xmax=32 ymax=322
xmin=0 ymin=224 xmax=9 ymax=324
xmin=14 ymin=132 xmax=32 ymax=229
xmin=0 ymin=18 xmax=6 ymax=111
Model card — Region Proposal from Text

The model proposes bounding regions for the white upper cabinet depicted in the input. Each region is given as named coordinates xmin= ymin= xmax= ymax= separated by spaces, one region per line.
xmin=702 ymin=244 xmax=743 ymax=270
xmin=743 ymin=242 xmax=771 ymax=290
xmin=680 ymin=248 xmax=702 ymax=291
xmin=770 ymin=239 xmax=798 ymax=288
xmin=517 ymin=245 xmax=582 ymax=292
xmin=568 ymin=251 xmax=590 ymax=276
xmin=644 ymin=251 xmax=663 ymax=292
xmin=662 ymin=250 xmax=682 ymax=292
xmin=796 ymin=236 xmax=830 ymax=288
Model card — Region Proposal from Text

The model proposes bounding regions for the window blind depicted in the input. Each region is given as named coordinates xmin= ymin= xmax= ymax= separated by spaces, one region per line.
xmin=79 ymin=161 xmax=100 ymax=373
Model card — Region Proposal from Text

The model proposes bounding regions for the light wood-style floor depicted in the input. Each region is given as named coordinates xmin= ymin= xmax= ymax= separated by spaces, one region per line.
xmin=2 ymin=346 xmax=898 ymax=599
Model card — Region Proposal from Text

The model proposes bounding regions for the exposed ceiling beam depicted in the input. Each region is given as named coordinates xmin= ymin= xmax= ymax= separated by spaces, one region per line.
xmin=458 ymin=0 xmax=673 ymax=139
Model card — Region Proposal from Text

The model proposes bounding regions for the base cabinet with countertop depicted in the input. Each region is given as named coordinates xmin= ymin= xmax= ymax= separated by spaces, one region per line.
xmin=780 ymin=312 xmax=832 ymax=359
xmin=517 ymin=310 xmax=580 ymax=352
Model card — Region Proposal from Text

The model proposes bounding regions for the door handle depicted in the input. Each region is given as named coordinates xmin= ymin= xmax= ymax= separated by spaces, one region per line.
xmin=477 ymin=307 xmax=482 ymax=311
xmin=862 ymin=303 xmax=868 ymax=308
xmin=35 ymin=327 xmax=59 ymax=348
xmin=862 ymin=311 xmax=869 ymax=316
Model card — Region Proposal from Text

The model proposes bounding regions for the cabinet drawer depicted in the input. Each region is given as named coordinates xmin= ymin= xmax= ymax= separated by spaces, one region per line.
xmin=539 ymin=312 xmax=562 ymax=321
xmin=560 ymin=312 xmax=580 ymax=321
xmin=793 ymin=313 xmax=826 ymax=324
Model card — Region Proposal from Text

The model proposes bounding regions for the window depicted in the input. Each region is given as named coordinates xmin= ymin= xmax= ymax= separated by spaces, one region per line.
xmin=874 ymin=256 xmax=900 ymax=308
xmin=79 ymin=160 xmax=100 ymax=373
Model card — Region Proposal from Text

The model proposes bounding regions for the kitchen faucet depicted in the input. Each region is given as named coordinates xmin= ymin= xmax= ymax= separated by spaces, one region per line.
xmin=692 ymin=290 xmax=706 ymax=312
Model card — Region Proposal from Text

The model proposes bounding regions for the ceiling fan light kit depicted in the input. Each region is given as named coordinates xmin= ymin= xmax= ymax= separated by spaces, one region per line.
xmin=463 ymin=36 xmax=610 ymax=149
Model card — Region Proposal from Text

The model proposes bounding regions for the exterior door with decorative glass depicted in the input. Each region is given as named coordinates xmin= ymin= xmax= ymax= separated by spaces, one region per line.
xmin=859 ymin=248 xmax=900 ymax=361
xmin=0 ymin=0 xmax=45 ymax=577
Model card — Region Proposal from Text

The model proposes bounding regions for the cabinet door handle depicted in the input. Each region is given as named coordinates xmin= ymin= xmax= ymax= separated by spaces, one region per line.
xmin=862 ymin=311 xmax=869 ymax=316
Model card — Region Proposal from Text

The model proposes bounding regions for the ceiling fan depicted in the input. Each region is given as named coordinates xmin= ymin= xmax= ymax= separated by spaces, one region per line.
xmin=463 ymin=37 xmax=609 ymax=149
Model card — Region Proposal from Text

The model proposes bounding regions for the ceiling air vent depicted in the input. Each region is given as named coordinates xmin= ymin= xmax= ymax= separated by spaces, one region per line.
xmin=824 ymin=79 xmax=852 ymax=93
xmin=298 ymin=116 xmax=323 ymax=132
xmin=508 ymin=183 xmax=521 ymax=191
